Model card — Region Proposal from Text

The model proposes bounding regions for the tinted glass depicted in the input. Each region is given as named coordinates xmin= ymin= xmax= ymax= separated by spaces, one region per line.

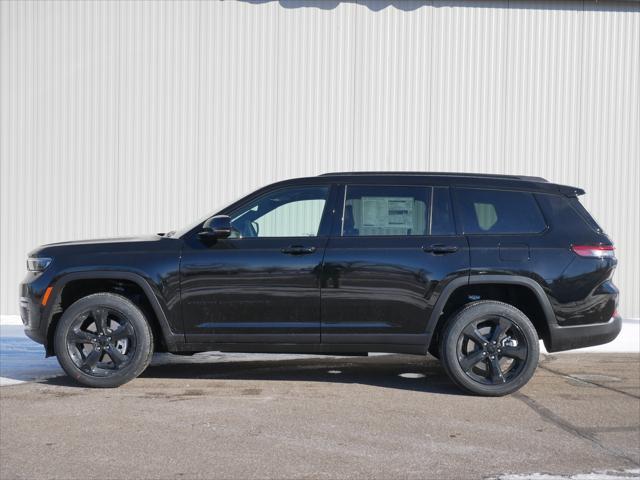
xmin=568 ymin=197 xmax=603 ymax=233
xmin=342 ymin=185 xmax=430 ymax=236
xmin=456 ymin=188 xmax=546 ymax=234
xmin=431 ymin=187 xmax=456 ymax=235
xmin=230 ymin=186 xmax=329 ymax=238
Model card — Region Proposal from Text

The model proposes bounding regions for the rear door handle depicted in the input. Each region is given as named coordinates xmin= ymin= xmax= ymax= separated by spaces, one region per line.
xmin=281 ymin=245 xmax=317 ymax=255
xmin=422 ymin=244 xmax=459 ymax=254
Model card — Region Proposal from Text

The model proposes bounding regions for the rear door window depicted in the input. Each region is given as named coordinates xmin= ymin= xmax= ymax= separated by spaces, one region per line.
xmin=342 ymin=185 xmax=430 ymax=236
xmin=455 ymin=188 xmax=546 ymax=234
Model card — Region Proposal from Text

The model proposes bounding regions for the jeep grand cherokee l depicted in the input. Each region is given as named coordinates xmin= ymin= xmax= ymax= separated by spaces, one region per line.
xmin=20 ymin=172 xmax=621 ymax=395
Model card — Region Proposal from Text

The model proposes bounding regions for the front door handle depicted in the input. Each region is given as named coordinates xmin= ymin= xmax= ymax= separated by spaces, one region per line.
xmin=281 ymin=245 xmax=317 ymax=255
xmin=422 ymin=244 xmax=459 ymax=254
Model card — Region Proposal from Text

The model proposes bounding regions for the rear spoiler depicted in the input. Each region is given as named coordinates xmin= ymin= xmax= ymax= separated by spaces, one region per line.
xmin=557 ymin=185 xmax=586 ymax=197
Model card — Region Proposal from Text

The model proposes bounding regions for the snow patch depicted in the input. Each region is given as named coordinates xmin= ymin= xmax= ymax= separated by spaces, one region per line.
xmin=0 ymin=377 xmax=25 ymax=386
xmin=491 ymin=469 xmax=640 ymax=479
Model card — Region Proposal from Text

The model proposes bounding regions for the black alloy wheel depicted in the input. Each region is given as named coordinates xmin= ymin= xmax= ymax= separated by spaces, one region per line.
xmin=66 ymin=307 xmax=136 ymax=376
xmin=54 ymin=293 xmax=154 ymax=388
xmin=439 ymin=300 xmax=540 ymax=396
xmin=457 ymin=316 xmax=528 ymax=385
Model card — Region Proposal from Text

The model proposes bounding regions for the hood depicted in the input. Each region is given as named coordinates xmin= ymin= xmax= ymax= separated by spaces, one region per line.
xmin=28 ymin=234 xmax=175 ymax=257
xmin=40 ymin=235 xmax=163 ymax=248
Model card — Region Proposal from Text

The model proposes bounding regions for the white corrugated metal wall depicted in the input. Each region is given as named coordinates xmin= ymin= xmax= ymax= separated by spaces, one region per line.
xmin=1 ymin=0 xmax=638 ymax=317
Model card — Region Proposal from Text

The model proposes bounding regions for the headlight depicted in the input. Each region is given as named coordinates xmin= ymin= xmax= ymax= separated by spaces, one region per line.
xmin=27 ymin=257 xmax=52 ymax=272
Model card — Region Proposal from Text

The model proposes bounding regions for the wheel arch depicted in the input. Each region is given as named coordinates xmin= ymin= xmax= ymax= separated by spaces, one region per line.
xmin=427 ymin=275 xmax=556 ymax=352
xmin=44 ymin=271 xmax=182 ymax=356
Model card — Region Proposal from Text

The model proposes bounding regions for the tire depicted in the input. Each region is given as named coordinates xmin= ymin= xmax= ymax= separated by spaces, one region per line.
xmin=53 ymin=292 xmax=154 ymax=388
xmin=439 ymin=300 xmax=539 ymax=396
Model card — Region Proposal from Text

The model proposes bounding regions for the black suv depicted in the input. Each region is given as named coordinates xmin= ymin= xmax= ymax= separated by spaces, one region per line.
xmin=20 ymin=173 xmax=621 ymax=395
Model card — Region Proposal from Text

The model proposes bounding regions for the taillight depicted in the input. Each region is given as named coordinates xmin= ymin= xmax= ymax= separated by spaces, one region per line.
xmin=571 ymin=245 xmax=615 ymax=258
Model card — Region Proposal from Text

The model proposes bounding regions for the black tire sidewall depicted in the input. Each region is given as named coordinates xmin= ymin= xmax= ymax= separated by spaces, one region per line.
xmin=440 ymin=300 xmax=540 ymax=396
xmin=54 ymin=293 xmax=153 ymax=388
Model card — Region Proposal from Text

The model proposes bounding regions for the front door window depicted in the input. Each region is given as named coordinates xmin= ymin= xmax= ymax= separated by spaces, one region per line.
xmin=230 ymin=186 xmax=329 ymax=238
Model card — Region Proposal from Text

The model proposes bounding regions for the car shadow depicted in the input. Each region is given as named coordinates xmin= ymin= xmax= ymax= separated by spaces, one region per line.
xmin=38 ymin=354 xmax=463 ymax=395
xmin=146 ymin=354 xmax=462 ymax=395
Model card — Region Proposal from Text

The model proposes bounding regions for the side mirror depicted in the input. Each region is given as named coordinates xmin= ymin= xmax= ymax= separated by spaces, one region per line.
xmin=199 ymin=215 xmax=232 ymax=239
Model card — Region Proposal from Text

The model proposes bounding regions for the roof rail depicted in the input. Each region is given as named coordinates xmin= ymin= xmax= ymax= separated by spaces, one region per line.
xmin=318 ymin=171 xmax=548 ymax=182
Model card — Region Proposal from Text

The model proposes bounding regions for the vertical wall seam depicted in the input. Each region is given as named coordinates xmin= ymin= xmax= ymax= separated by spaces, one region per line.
xmin=427 ymin=0 xmax=435 ymax=165
xmin=195 ymin=0 xmax=202 ymax=210
xmin=502 ymin=0 xmax=510 ymax=170
xmin=350 ymin=1 xmax=359 ymax=169
xmin=274 ymin=4 xmax=281 ymax=173
xmin=576 ymin=0 xmax=586 ymax=167
xmin=32 ymin=3 xmax=38 ymax=250
xmin=115 ymin=0 xmax=122 ymax=235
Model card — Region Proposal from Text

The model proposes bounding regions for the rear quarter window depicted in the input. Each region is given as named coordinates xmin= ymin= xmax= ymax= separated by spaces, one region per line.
xmin=455 ymin=188 xmax=547 ymax=235
xmin=568 ymin=197 xmax=604 ymax=233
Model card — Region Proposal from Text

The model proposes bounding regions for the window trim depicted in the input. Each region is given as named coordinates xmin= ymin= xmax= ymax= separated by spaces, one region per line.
xmin=452 ymin=186 xmax=549 ymax=236
xmin=428 ymin=187 xmax=434 ymax=234
xmin=430 ymin=186 xmax=458 ymax=236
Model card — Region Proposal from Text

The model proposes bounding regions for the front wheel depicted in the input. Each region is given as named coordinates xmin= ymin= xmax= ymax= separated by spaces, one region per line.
xmin=439 ymin=300 xmax=539 ymax=396
xmin=53 ymin=293 xmax=154 ymax=388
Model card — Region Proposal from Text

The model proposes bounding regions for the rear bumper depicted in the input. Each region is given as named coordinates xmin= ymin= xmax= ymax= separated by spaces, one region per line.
xmin=545 ymin=313 xmax=622 ymax=352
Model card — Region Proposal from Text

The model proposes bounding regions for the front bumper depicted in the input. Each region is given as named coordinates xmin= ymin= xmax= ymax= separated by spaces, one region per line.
xmin=545 ymin=313 xmax=622 ymax=352
xmin=19 ymin=280 xmax=50 ymax=346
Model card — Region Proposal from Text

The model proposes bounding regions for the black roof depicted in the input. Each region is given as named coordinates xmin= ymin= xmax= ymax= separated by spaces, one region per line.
xmin=319 ymin=171 xmax=548 ymax=182
xmin=313 ymin=171 xmax=584 ymax=196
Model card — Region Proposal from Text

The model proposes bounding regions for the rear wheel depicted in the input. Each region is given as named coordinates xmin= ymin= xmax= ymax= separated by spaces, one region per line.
xmin=439 ymin=300 xmax=539 ymax=396
xmin=53 ymin=293 xmax=154 ymax=388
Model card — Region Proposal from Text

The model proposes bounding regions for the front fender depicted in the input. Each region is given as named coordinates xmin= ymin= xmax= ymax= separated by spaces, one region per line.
xmin=42 ymin=270 xmax=184 ymax=355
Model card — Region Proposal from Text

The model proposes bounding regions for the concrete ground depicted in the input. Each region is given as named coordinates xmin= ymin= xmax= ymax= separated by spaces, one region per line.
xmin=1 ymin=351 xmax=638 ymax=480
